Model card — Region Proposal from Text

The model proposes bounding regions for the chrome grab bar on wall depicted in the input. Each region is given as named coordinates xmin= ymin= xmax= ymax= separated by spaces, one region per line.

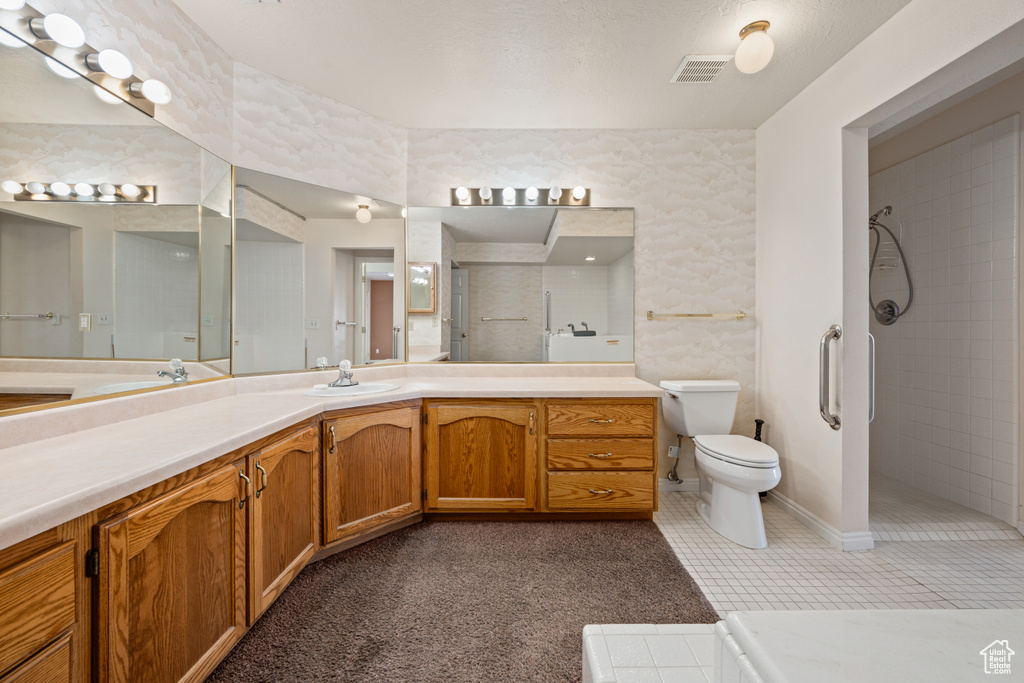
xmin=393 ymin=326 xmax=400 ymax=356
xmin=868 ymin=333 xmax=876 ymax=424
xmin=819 ymin=324 xmax=842 ymax=430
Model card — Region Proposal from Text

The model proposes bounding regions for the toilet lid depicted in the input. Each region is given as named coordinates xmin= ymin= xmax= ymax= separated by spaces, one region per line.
xmin=694 ymin=435 xmax=779 ymax=468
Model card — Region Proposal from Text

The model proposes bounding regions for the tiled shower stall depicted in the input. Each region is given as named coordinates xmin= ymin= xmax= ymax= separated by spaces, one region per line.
xmin=868 ymin=115 xmax=1020 ymax=525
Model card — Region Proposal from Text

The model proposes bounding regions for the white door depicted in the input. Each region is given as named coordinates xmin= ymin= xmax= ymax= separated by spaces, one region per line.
xmin=450 ymin=268 xmax=469 ymax=361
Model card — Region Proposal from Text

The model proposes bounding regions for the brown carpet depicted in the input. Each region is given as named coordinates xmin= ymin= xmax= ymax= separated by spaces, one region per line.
xmin=208 ymin=520 xmax=718 ymax=683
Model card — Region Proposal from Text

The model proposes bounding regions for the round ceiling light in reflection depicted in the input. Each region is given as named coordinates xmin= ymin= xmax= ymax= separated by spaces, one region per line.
xmin=50 ymin=182 xmax=72 ymax=197
xmin=355 ymin=205 xmax=372 ymax=223
xmin=129 ymin=79 xmax=172 ymax=105
xmin=45 ymin=57 xmax=79 ymax=79
xmin=0 ymin=29 xmax=26 ymax=48
xmin=2 ymin=180 xmax=24 ymax=194
xmin=120 ymin=183 xmax=141 ymax=198
xmin=87 ymin=49 xmax=133 ymax=79
xmin=93 ymin=85 xmax=122 ymax=104
xmin=31 ymin=14 xmax=86 ymax=48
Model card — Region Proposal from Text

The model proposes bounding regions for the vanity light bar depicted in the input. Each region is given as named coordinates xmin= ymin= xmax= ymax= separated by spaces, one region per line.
xmin=0 ymin=5 xmax=167 ymax=117
xmin=450 ymin=187 xmax=590 ymax=207
xmin=5 ymin=181 xmax=157 ymax=203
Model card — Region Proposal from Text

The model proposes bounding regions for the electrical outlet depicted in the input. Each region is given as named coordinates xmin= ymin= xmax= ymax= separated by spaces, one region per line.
xmin=200 ymin=316 xmax=213 ymax=327
xmin=51 ymin=314 xmax=61 ymax=325
xmin=668 ymin=445 xmax=680 ymax=459
xmin=432 ymin=317 xmax=439 ymax=327
xmin=97 ymin=313 xmax=113 ymax=325
xmin=78 ymin=313 xmax=91 ymax=332
xmin=305 ymin=319 xmax=320 ymax=330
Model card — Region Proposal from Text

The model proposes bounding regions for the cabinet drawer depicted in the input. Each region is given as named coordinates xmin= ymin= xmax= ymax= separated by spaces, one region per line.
xmin=0 ymin=543 xmax=76 ymax=676
xmin=547 ymin=472 xmax=654 ymax=511
xmin=0 ymin=633 xmax=72 ymax=683
xmin=547 ymin=439 xmax=654 ymax=470
xmin=546 ymin=402 xmax=654 ymax=437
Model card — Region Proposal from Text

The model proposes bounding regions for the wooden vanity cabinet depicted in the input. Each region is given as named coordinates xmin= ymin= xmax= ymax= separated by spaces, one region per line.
xmin=424 ymin=401 xmax=538 ymax=511
xmin=322 ymin=404 xmax=422 ymax=545
xmin=248 ymin=426 xmax=319 ymax=621
xmin=95 ymin=461 xmax=248 ymax=683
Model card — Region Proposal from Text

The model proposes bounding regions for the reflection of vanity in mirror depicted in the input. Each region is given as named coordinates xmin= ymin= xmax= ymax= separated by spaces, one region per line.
xmin=232 ymin=168 xmax=406 ymax=375
xmin=0 ymin=33 xmax=231 ymax=412
xmin=405 ymin=206 xmax=634 ymax=362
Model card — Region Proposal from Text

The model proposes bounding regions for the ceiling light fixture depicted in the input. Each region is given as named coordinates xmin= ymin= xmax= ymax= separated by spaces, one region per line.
xmin=86 ymin=48 xmax=133 ymax=79
xmin=0 ymin=28 xmax=25 ymax=47
xmin=120 ymin=183 xmax=141 ymax=198
xmin=30 ymin=13 xmax=85 ymax=48
xmin=584 ymin=256 xmax=596 ymax=261
xmin=548 ymin=186 xmax=562 ymax=203
xmin=734 ymin=20 xmax=774 ymax=74
xmin=98 ymin=183 xmax=117 ymax=196
xmin=525 ymin=186 xmax=539 ymax=202
xmin=25 ymin=181 xmax=46 ymax=195
xmin=5 ymin=181 xmax=154 ymax=202
xmin=448 ymin=186 xmax=589 ymax=206
xmin=129 ymin=78 xmax=172 ymax=104
xmin=74 ymin=182 xmax=94 ymax=197
xmin=355 ymin=205 xmax=372 ymax=223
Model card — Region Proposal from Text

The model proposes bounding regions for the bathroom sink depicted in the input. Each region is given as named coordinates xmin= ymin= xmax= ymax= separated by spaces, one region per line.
xmin=573 ymin=330 xmax=597 ymax=336
xmin=93 ymin=380 xmax=174 ymax=395
xmin=303 ymin=383 xmax=400 ymax=397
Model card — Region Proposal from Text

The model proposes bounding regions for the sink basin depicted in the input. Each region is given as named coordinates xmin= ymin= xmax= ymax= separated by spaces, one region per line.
xmin=303 ymin=383 xmax=400 ymax=397
xmin=93 ymin=380 xmax=174 ymax=395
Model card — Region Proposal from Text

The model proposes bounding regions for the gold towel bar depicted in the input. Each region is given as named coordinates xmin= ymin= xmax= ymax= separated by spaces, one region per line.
xmin=481 ymin=316 xmax=528 ymax=321
xmin=646 ymin=310 xmax=747 ymax=321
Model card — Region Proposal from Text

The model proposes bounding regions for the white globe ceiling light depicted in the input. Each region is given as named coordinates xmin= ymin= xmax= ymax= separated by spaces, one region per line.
xmin=572 ymin=186 xmax=586 ymax=201
xmin=2 ymin=180 xmax=23 ymax=194
xmin=735 ymin=20 xmax=774 ymax=74
xmin=30 ymin=13 xmax=86 ymax=48
xmin=502 ymin=187 xmax=516 ymax=204
xmin=93 ymin=85 xmax=122 ymax=104
xmin=129 ymin=79 xmax=172 ymax=105
xmin=525 ymin=186 xmax=539 ymax=201
xmin=355 ymin=205 xmax=372 ymax=223
xmin=120 ymin=183 xmax=141 ymax=198
xmin=87 ymin=49 xmax=133 ymax=79
xmin=0 ymin=29 xmax=26 ymax=48
xmin=45 ymin=57 xmax=78 ymax=79
xmin=50 ymin=181 xmax=71 ymax=197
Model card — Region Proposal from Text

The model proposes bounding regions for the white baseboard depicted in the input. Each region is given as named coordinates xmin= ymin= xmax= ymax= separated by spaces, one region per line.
xmin=766 ymin=490 xmax=875 ymax=552
xmin=659 ymin=477 xmax=699 ymax=492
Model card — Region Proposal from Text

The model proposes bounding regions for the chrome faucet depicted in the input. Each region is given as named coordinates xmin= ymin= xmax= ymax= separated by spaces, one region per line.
xmin=567 ymin=323 xmax=576 ymax=333
xmin=157 ymin=358 xmax=189 ymax=383
xmin=581 ymin=321 xmax=589 ymax=330
xmin=328 ymin=360 xmax=359 ymax=387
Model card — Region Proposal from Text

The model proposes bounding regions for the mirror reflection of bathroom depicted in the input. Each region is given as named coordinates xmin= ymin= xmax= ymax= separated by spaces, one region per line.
xmin=866 ymin=61 xmax=1023 ymax=541
xmin=232 ymin=168 xmax=405 ymax=375
xmin=406 ymin=206 xmax=634 ymax=362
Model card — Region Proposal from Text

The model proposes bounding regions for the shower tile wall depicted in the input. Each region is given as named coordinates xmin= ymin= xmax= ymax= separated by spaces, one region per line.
xmin=543 ymin=266 xmax=609 ymax=334
xmin=869 ymin=116 xmax=1020 ymax=525
xmin=234 ymin=241 xmax=304 ymax=374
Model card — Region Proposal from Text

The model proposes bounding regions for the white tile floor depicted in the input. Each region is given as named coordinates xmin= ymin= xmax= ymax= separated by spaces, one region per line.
xmin=655 ymin=490 xmax=1024 ymax=613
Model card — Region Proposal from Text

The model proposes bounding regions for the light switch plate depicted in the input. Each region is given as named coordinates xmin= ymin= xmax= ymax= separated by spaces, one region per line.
xmin=200 ymin=315 xmax=213 ymax=327
xmin=78 ymin=313 xmax=91 ymax=331
xmin=97 ymin=313 xmax=113 ymax=325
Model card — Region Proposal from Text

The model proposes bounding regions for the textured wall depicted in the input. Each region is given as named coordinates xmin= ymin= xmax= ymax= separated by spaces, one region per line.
xmin=869 ymin=116 xmax=1020 ymax=525
xmin=232 ymin=63 xmax=407 ymax=205
xmin=466 ymin=265 xmax=544 ymax=362
xmin=406 ymin=128 xmax=756 ymax=476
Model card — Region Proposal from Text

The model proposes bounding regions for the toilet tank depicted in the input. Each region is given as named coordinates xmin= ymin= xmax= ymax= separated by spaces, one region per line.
xmin=659 ymin=380 xmax=740 ymax=436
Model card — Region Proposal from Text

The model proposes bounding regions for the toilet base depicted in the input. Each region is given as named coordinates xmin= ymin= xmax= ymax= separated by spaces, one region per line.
xmin=695 ymin=483 xmax=769 ymax=549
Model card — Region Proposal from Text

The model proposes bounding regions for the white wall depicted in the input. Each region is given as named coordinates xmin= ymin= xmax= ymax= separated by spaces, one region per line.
xmin=756 ymin=0 xmax=1024 ymax=543
xmin=406 ymin=129 xmax=756 ymax=479
xmin=234 ymin=241 xmax=304 ymax=374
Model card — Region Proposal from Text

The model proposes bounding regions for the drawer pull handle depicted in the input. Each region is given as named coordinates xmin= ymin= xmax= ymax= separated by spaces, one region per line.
xmin=588 ymin=418 xmax=615 ymax=424
xmin=589 ymin=488 xmax=614 ymax=495
xmin=238 ymin=471 xmax=252 ymax=509
xmin=588 ymin=452 xmax=613 ymax=459
xmin=328 ymin=424 xmax=337 ymax=454
xmin=255 ymin=462 xmax=268 ymax=498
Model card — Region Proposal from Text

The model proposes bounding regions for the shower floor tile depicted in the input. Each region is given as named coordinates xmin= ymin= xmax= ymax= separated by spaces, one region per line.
xmin=655 ymin=490 xmax=1024 ymax=614
xmin=869 ymin=474 xmax=1021 ymax=541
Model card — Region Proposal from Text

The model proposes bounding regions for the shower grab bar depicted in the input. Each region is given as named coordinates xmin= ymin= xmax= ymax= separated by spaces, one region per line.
xmin=819 ymin=324 xmax=842 ymax=430
xmin=481 ymin=316 xmax=528 ymax=321
xmin=544 ymin=291 xmax=551 ymax=332
xmin=0 ymin=312 xmax=53 ymax=320
xmin=868 ymin=333 xmax=875 ymax=424
xmin=646 ymin=310 xmax=747 ymax=320
xmin=393 ymin=326 xmax=400 ymax=356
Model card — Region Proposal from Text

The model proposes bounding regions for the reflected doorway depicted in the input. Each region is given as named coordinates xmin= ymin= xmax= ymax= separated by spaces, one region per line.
xmin=450 ymin=267 xmax=469 ymax=361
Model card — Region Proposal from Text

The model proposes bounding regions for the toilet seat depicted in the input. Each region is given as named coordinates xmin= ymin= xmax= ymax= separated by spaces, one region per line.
xmin=694 ymin=435 xmax=779 ymax=469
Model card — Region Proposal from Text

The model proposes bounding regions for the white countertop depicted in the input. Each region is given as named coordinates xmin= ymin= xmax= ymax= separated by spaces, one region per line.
xmin=0 ymin=364 xmax=659 ymax=550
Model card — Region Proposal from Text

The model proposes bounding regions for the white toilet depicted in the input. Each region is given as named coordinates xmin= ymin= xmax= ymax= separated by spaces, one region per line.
xmin=660 ymin=380 xmax=780 ymax=549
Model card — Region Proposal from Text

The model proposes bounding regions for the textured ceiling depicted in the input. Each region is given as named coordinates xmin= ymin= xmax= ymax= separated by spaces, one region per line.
xmin=170 ymin=0 xmax=912 ymax=129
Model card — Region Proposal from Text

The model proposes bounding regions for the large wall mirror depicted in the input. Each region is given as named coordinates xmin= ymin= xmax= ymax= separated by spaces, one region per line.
xmin=233 ymin=168 xmax=406 ymax=375
xmin=0 ymin=34 xmax=231 ymax=414
xmin=405 ymin=206 xmax=634 ymax=362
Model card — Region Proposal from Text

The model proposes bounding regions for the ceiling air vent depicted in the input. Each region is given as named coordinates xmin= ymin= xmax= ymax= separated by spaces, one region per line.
xmin=671 ymin=55 xmax=733 ymax=84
